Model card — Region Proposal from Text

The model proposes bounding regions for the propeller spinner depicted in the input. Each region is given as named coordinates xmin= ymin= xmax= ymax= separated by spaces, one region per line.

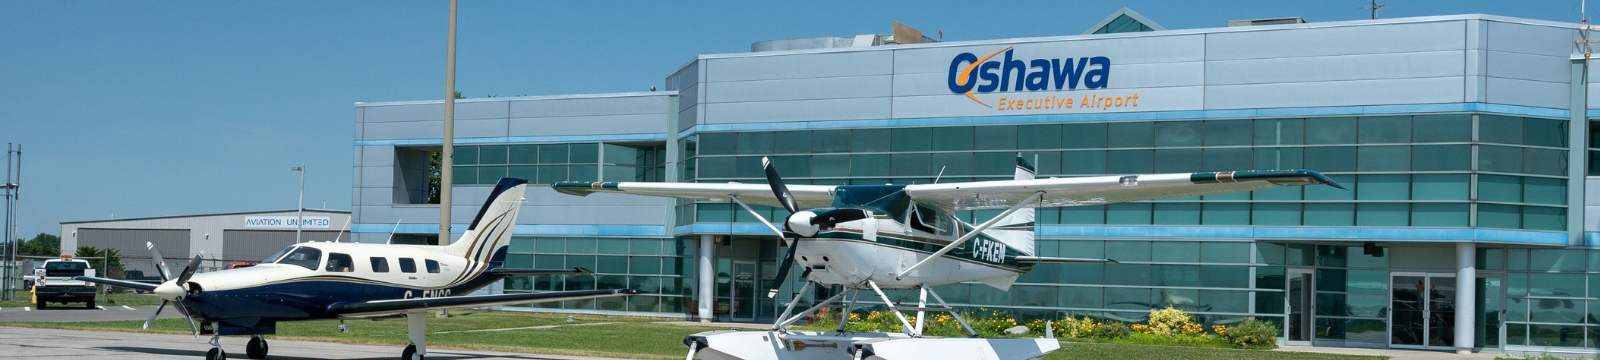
xmin=758 ymin=158 xmax=871 ymax=298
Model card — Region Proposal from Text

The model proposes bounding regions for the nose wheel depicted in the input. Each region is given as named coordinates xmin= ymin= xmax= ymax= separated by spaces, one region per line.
xmin=402 ymin=343 xmax=422 ymax=360
xmin=246 ymin=335 xmax=269 ymax=359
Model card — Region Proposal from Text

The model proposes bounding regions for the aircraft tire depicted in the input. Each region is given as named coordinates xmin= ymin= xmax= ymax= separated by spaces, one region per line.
xmin=401 ymin=344 xmax=421 ymax=360
xmin=246 ymin=336 xmax=267 ymax=359
xmin=206 ymin=347 xmax=226 ymax=360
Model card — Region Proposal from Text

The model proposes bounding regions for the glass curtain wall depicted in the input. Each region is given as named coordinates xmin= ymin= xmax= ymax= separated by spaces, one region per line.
xmin=451 ymin=142 xmax=667 ymax=185
xmin=681 ymin=114 xmax=1568 ymax=231
xmin=501 ymin=236 xmax=696 ymax=315
xmin=1503 ymin=248 xmax=1600 ymax=349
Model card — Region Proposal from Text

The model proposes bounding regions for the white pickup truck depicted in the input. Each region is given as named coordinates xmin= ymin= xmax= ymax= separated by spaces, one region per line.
xmin=32 ymin=255 xmax=98 ymax=309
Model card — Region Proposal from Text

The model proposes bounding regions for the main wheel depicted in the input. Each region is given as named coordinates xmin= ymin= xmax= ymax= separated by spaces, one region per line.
xmin=206 ymin=347 xmax=227 ymax=360
xmin=401 ymin=343 xmax=422 ymax=360
xmin=246 ymin=336 xmax=268 ymax=359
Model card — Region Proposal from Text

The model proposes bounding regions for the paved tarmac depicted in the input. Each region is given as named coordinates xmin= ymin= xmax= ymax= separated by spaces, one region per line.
xmin=0 ymin=326 xmax=632 ymax=360
xmin=0 ymin=305 xmax=184 ymax=322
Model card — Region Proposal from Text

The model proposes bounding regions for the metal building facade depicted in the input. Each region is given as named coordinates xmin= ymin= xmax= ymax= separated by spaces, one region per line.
xmin=61 ymin=209 xmax=352 ymax=274
xmin=351 ymin=14 xmax=1600 ymax=355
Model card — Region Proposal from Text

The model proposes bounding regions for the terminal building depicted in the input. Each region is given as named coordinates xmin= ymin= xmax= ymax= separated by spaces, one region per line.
xmin=351 ymin=11 xmax=1599 ymax=355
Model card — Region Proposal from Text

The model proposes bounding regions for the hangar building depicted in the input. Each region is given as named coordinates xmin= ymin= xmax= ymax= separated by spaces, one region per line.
xmin=60 ymin=209 xmax=352 ymax=274
xmin=350 ymin=11 xmax=1600 ymax=355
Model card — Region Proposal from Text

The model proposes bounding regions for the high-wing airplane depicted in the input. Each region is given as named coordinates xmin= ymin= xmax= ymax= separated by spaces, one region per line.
xmin=555 ymin=155 xmax=1340 ymax=360
xmin=78 ymin=178 xmax=644 ymax=360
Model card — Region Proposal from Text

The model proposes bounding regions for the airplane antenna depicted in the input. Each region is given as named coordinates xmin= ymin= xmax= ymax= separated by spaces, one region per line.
xmin=932 ymin=166 xmax=947 ymax=184
xmin=334 ymin=217 xmax=351 ymax=243
xmin=385 ymin=219 xmax=402 ymax=244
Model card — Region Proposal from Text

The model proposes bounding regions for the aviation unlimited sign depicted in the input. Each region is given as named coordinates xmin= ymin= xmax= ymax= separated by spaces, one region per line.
xmin=946 ymin=46 xmax=1139 ymax=111
xmin=244 ymin=216 xmax=331 ymax=229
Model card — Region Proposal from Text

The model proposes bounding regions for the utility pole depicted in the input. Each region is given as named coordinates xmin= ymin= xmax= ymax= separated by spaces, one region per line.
xmin=1360 ymin=0 xmax=1388 ymax=20
xmin=292 ymin=166 xmax=304 ymax=243
xmin=439 ymin=0 xmax=458 ymax=246
xmin=2 ymin=144 xmax=18 ymax=301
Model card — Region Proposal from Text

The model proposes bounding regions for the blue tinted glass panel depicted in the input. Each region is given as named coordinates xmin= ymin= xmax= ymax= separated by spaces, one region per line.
xmin=1523 ymin=118 xmax=1567 ymax=147
xmin=1357 ymin=146 xmax=1410 ymax=171
xmin=1304 ymin=147 xmax=1357 ymax=172
xmin=1411 ymin=174 xmax=1468 ymax=200
xmin=1358 ymin=116 xmax=1411 ymax=143
xmin=1152 ymin=203 xmax=1200 ymax=225
xmin=1254 ymin=118 xmax=1304 ymax=145
xmin=812 ymin=129 xmax=851 ymax=153
xmin=1106 ymin=203 xmax=1151 ymax=225
xmin=1523 ymin=206 xmax=1565 ymax=231
xmin=1411 ymin=114 xmax=1471 ymax=142
xmin=1355 ymin=203 xmax=1408 ymax=226
xmin=930 ymin=127 xmax=974 ymax=151
xmin=1202 ymin=203 xmax=1249 ymax=225
xmin=1154 ymin=149 xmax=1202 ymax=173
xmin=1304 ymin=203 xmax=1355 ymax=226
xmin=1411 ymin=203 xmax=1468 ymax=227
xmin=1108 ymin=122 xmax=1153 ymax=148
xmin=975 ymin=126 xmax=1018 ymax=150
xmin=1523 ymin=177 xmax=1566 ymax=205
xmin=1202 ymin=148 xmax=1252 ymax=172
xmin=1154 ymin=122 xmax=1202 ymax=147
xmin=852 ymin=129 xmax=891 ymax=152
xmin=1477 ymin=204 xmax=1521 ymax=229
xmin=1204 ymin=120 xmax=1252 ymax=146
xmin=1106 ymin=150 xmax=1153 ymax=174
xmin=1018 ymin=124 xmax=1062 ymax=149
xmin=1253 ymin=147 xmax=1303 ymax=170
xmin=1305 ymin=117 xmax=1357 ymax=144
xmin=1478 ymin=145 xmax=1522 ymax=173
xmin=1063 ymin=123 xmax=1108 ymax=149
xmin=1252 ymin=203 xmax=1301 ymax=225
xmin=1478 ymin=175 xmax=1522 ymax=203
xmin=1356 ymin=175 xmax=1409 ymax=200
xmin=1411 ymin=145 xmax=1470 ymax=171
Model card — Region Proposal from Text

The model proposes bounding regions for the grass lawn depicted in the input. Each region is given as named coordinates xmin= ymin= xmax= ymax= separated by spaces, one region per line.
xmin=0 ymin=289 xmax=163 ymax=308
xmin=0 ymin=310 xmax=1386 ymax=360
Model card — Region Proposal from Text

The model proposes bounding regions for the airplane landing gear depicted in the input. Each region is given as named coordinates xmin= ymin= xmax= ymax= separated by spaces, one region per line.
xmin=246 ymin=335 xmax=268 ymax=359
xmin=402 ymin=343 xmax=422 ymax=360
xmin=206 ymin=333 xmax=226 ymax=360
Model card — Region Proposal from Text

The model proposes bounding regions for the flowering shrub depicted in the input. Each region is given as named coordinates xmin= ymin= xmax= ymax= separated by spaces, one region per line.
xmin=1058 ymin=316 xmax=1099 ymax=338
xmin=1147 ymin=307 xmax=1195 ymax=337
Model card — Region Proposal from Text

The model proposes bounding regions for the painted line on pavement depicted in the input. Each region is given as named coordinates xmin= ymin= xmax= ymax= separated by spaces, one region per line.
xmin=122 ymin=305 xmax=134 ymax=310
xmin=23 ymin=307 xmax=30 ymax=311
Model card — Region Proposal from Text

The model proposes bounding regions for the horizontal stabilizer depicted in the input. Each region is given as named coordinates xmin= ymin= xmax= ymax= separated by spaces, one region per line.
xmin=75 ymin=276 xmax=160 ymax=292
xmin=1014 ymin=256 xmax=1119 ymax=264
xmin=488 ymin=267 xmax=592 ymax=276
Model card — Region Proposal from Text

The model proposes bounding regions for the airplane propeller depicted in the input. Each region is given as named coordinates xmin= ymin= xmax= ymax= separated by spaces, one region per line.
xmin=144 ymin=242 xmax=202 ymax=338
xmin=759 ymin=158 xmax=871 ymax=299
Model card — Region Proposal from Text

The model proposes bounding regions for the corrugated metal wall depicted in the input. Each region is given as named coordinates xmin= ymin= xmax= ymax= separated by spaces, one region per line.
xmin=78 ymin=228 xmax=190 ymax=275
xmin=222 ymin=230 xmax=343 ymax=263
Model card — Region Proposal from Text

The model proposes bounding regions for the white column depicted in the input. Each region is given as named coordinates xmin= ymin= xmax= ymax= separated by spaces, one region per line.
xmin=1455 ymin=242 xmax=1476 ymax=354
xmin=698 ymin=234 xmax=715 ymax=323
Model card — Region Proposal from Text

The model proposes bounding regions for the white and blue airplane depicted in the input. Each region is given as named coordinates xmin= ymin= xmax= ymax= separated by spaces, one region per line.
xmin=554 ymin=155 xmax=1341 ymax=360
xmin=78 ymin=178 xmax=644 ymax=360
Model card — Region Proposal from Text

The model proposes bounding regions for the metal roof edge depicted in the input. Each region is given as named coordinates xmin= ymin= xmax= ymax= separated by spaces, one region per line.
xmin=355 ymin=91 xmax=679 ymax=107
xmin=61 ymin=208 xmax=352 ymax=225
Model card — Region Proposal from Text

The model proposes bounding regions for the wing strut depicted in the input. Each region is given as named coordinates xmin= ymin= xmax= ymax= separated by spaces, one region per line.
xmin=893 ymin=191 xmax=1043 ymax=280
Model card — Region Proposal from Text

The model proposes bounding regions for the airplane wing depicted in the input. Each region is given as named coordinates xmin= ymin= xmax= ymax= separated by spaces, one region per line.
xmin=327 ymin=289 xmax=645 ymax=319
xmin=75 ymin=276 xmax=159 ymax=292
xmin=904 ymin=169 xmax=1342 ymax=211
xmin=551 ymin=181 xmax=837 ymax=209
xmin=488 ymin=267 xmax=592 ymax=276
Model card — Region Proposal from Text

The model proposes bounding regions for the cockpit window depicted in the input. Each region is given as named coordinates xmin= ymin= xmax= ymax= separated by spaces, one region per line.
xmin=325 ymin=253 xmax=354 ymax=272
xmin=908 ymin=204 xmax=951 ymax=235
xmin=261 ymin=247 xmax=294 ymax=263
xmin=276 ymin=247 xmax=322 ymax=270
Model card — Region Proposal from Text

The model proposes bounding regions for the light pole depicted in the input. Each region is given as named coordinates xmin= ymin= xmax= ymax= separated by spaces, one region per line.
xmin=291 ymin=166 xmax=304 ymax=243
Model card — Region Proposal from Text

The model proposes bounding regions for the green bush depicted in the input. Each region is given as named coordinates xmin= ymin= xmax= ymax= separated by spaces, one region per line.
xmin=1093 ymin=321 xmax=1130 ymax=339
xmin=1058 ymin=316 xmax=1098 ymax=338
xmin=1148 ymin=307 xmax=1196 ymax=337
xmin=1218 ymin=318 xmax=1278 ymax=348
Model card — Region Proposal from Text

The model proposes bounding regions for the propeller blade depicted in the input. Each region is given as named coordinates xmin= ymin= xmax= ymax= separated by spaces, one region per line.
xmin=143 ymin=300 xmax=167 ymax=329
xmin=148 ymin=242 xmax=170 ymax=282
xmin=761 ymin=157 xmax=799 ymax=214
xmin=811 ymin=208 xmax=871 ymax=228
xmin=176 ymin=255 xmax=203 ymax=284
xmin=172 ymin=300 xmax=199 ymax=338
xmin=767 ymin=242 xmax=800 ymax=299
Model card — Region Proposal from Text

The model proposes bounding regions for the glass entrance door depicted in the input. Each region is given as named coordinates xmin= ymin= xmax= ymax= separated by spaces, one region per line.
xmin=1287 ymin=269 xmax=1314 ymax=345
xmin=1391 ymin=272 xmax=1457 ymax=350
xmin=731 ymin=261 xmax=757 ymax=322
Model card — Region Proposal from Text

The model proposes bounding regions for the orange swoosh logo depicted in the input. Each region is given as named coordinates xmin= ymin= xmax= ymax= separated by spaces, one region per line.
xmin=957 ymin=47 xmax=1011 ymax=108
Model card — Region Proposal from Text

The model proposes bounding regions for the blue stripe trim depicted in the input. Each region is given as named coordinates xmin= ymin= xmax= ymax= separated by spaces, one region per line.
xmin=1038 ymin=225 xmax=1568 ymax=245
xmin=352 ymin=223 xmax=663 ymax=237
xmin=355 ymin=133 xmax=667 ymax=146
xmin=676 ymin=102 xmax=1568 ymax=138
xmin=1585 ymin=232 xmax=1600 ymax=246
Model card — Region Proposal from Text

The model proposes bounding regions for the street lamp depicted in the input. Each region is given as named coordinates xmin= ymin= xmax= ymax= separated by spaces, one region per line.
xmin=291 ymin=166 xmax=304 ymax=243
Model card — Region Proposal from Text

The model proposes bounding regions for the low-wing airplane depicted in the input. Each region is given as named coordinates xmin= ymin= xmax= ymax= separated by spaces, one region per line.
xmin=79 ymin=178 xmax=644 ymax=360
xmin=554 ymin=155 xmax=1339 ymax=359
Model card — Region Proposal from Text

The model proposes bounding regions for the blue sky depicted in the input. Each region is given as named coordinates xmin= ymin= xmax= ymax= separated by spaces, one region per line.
xmin=0 ymin=0 xmax=1590 ymax=238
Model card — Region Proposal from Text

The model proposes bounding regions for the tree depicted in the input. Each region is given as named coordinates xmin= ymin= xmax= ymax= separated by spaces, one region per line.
xmin=74 ymin=246 xmax=123 ymax=276
xmin=12 ymin=233 xmax=60 ymax=257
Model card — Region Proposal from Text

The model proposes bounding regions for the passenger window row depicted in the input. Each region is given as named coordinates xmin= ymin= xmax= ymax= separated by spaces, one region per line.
xmin=362 ymin=256 xmax=440 ymax=274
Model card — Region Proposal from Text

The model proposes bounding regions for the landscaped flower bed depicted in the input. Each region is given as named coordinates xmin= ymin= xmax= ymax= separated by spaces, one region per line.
xmin=800 ymin=306 xmax=1280 ymax=350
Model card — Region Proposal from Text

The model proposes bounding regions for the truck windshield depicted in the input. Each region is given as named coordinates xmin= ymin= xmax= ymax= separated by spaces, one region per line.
xmin=275 ymin=247 xmax=322 ymax=270
xmin=44 ymin=261 xmax=87 ymax=277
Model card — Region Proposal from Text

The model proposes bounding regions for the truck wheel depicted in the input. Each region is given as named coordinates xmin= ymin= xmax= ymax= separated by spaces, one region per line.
xmin=36 ymin=298 xmax=46 ymax=309
xmin=85 ymin=299 xmax=96 ymax=309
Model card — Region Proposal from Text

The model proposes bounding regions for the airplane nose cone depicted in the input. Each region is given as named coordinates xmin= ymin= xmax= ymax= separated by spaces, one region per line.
xmin=154 ymin=282 xmax=185 ymax=301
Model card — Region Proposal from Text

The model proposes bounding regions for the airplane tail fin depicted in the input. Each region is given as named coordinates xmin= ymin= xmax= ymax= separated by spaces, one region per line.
xmin=444 ymin=177 xmax=529 ymax=263
xmin=988 ymin=154 xmax=1037 ymax=256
